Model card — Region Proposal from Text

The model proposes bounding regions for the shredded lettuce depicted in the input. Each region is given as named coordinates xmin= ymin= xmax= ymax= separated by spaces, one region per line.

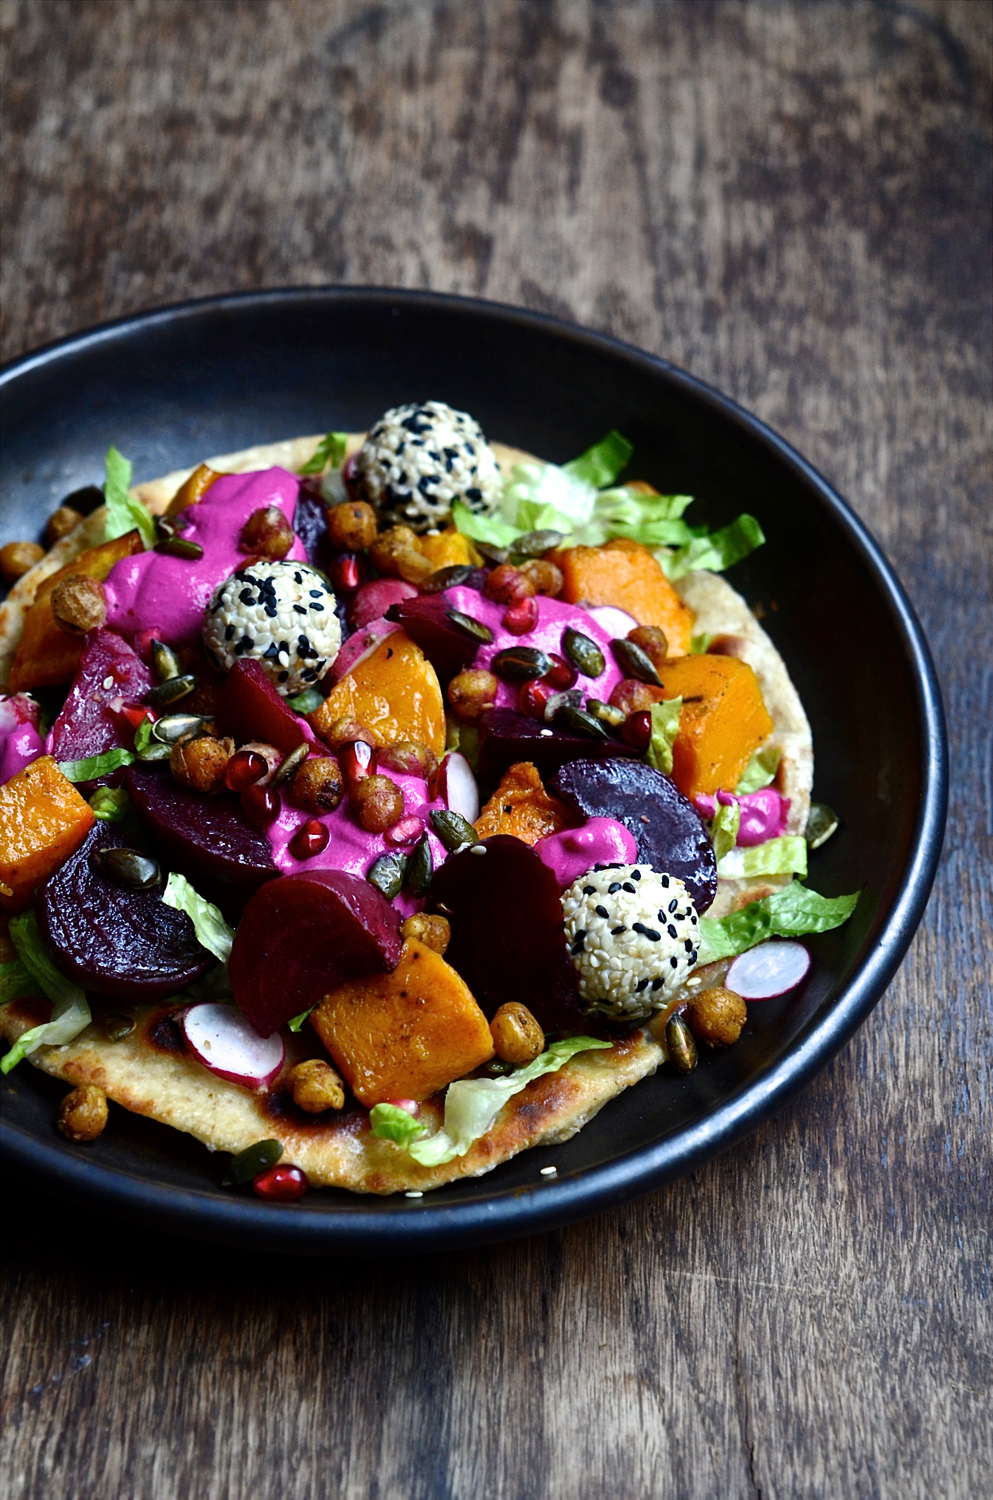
xmin=88 ymin=786 xmax=130 ymax=821
xmin=60 ymin=747 xmax=135 ymax=782
xmin=369 ymin=1103 xmax=427 ymax=1147
xmin=162 ymin=872 xmax=235 ymax=963
xmin=690 ymin=633 xmax=713 ymax=654
xmin=103 ymin=445 xmax=156 ymax=548
xmin=716 ymin=835 xmax=808 ymax=881
xmin=287 ymin=1007 xmax=313 ymax=1033
xmin=2 ymin=911 xmax=92 ymax=1073
xmin=562 ymin=429 xmax=633 ymax=488
xmin=696 ymin=883 xmax=859 ymax=966
xmin=659 ymin=514 xmax=765 ymax=581
xmin=711 ymin=800 xmax=741 ymax=863
xmin=736 ymin=746 xmax=781 ymax=794
xmin=286 ymin=687 xmax=325 ymax=715
xmin=645 ymin=698 xmax=682 ymax=776
xmin=0 ymin=958 xmax=34 ymax=1006
xmin=133 ymin=716 xmax=170 ymax=762
xmin=299 ymin=432 xmax=347 ymax=476
xmin=451 ymin=499 xmax=521 ymax=549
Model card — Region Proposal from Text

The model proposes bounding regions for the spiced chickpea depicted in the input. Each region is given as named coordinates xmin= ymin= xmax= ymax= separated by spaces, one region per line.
xmin=327 ymin=500 xmax=377 ymax=552
xmin=608 ymin=677 xmax=663 ymax=716
xmin=288 ymin=1059 xmax=346 ymax=1113
xmin=484 ymin=563 xmax=534 ymax=604
xmin=320 ymin=716 xmax=375 ymax=749
xmin=288 ymin=756 xmax=345 ymax=814
xmin=0 ymin=540 xmax=44 ymax=583
xmin=447 ymin=668 xmax=498 ymax=724
xmin=490 ymin=1002 xmax=544 ymax=1066
xmin=351 ymin=773 xmax=404 ymax=833
xmin=49 ymin=574 xmax=107 ymax=635
xmin=626 ymin=624 xmax=669 ymax=669
xmin=45 ymin=505 xmax=84 ymax=545
xmin=401 ymin=913 xmax=451 ymax=955
xmin=239 ymin=505 xmax=294 ymax=559
xmin=369 ymin=526 xmax=433 ymax=585
xmin=378 ymin=741 xmax=438 ymax=779
xmin=57 ymin=1085 xmax=108 ymax=1142
xmin=170 ymin=735 xmax=235 ymax=794
xmin=519 ymin=558 xmax=563 ymax=597
xmin=684 ymin=986 xmax=747 ymax=1048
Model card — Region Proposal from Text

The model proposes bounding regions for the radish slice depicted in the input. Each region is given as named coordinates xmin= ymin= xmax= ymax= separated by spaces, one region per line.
xmin=182 ymin=1003 xmax=285 ymax=1088
xmin=329 ymin=616 xmax=399 ymax=684
xmin=726 ymin=940 xmax=811 ymax=1000
xmin=351 ymin=579 xmax=417 ymax=632
xmin=437 ymin=751 xmax=479 ymax=823
xmin=587 ymin=605 xmax=639 ymax=640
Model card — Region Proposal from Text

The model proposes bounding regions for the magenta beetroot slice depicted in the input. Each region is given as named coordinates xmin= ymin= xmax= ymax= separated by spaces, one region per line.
xmin=477 ymin=707 xmax=637 ymax=787
xmin=215 ymin=658 xmax=312 ymax=755
xmin=49 ymin=628 xmax=152 ymax=764
xmin=384 ymin=595 xmax=481 ymax=685
xmin=228 ymin=869 xmax=403 ymax=1036
xmin=38 ymin=822 xmax=214 ymax=1002
xmin=551 ymin=758 xmax=718 ymax=914
xmin=428 ymin=835 xmax=582 ymax=1031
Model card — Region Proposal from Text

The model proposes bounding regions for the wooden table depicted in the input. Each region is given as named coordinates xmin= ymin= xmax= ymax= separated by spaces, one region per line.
xmin=2 ymin=3 xmax=989 ymax=1496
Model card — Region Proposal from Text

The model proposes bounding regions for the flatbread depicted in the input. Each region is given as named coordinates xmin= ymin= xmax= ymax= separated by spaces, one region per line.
xmin=1 ymin=436 xmax=812 ymax=1192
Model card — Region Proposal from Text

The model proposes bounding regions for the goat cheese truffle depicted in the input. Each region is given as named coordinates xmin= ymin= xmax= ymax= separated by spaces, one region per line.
xmin=354 ymin=400 xmax=502 ymax=531
xmin=561 ymin=863 xmax=700 ymax=1021
xmin=202 ymin=560 xmax=341 ymax=696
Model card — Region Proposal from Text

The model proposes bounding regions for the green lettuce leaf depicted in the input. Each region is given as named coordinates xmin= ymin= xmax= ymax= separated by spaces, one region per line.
xmin=0 ymin=958 xmax=34 ymax=1006
xmin=103 ymin=445 xmax=156 ymax=548
xmin=451 ymin=499 xmax=521 ymax=548
xmin=299 ymin=432 xmax=347 ymax=476
xmin=716 ymin=835 xmax=808 ymax=881
xmin=162 ymin=872 xmax=235 ymax=963
xmin=659 ymin=514 xmax=765 ymax=581
xmin=736 ymin=745 xmax=781 ymax=794
xmin=405 ymin=1035 xmax=612 ymax=1167
xmin=562 ymin=430 xmax=633 ymax=488
xmin=690 ymin=633 xmax=714 ymax=654
xmin=2 ymin=911 xmax=92 ymax=1073
xmin=286 ymin=687 xmax=325 ymax=715
xmin=645 ymin=698 xmax=682 ymax=776
xmin=88 ymin=786 xmax=130 ymax=822
xmin=59 ymin=747 xmax=135 ymax=782
xmin=369 ymin=1103 xmax=428 ymax=1147
xmin=133 ymin=715 xmax=170 ymax=761
xmin=287 ymin=1007 xmax=314 ymax=1033
xmin=711 ymin=800 xmax=741 ymax=863
xmin=696 ymin=883 xmax=859 ymax=966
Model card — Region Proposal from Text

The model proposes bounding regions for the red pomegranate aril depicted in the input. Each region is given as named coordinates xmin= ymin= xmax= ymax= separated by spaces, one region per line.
xmin=623 ymin=710 xmax=653 ymax=751
xmin=341 ymin=452 xmax=361 ymax=497
xmin=502 ymin=596 xmax=539 ymax=635
xmin=518 ymin=680 xmax=553 ymax=719
xmin=289 ymin=818 xmax=331 ymax=859
xmin=385 ymin=1098 xmax=420 ymax=1116
xmin=226 ymin=749 xmax=269 ymax=793
xmin=384 ymin=815 xmax=426 ymax=846
xmin=328 ymin=552 xmax=366 ymax=594
xmin=543 ymin=654 xmax=578 ymax=691
xmin=340 ymin=739 xmax=377 ymax=788
xmin=253 ymin=1164 xmax=308 ymax=1201
xmin=240 ymin=783 xmax=280 ymax=827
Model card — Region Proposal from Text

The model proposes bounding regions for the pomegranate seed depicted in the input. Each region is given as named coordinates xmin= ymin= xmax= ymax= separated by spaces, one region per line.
xmin=240 ymin=783 xmax=280 ymax=827
xmin=384 ymin=1098 xmax=419 ymax=1117
xmin=328 ymin=551 xmax=366 ymax=593
xmin=502 ymin=596 xmax=539 ymax=635
xmin=289 ymin=818 xmax=330 ymax=859
xmin=543 ymin=654 xmax=577 ymax=691
xmin=340 ymin=739 xmax=377 ymax=788
xmin=518 ymin=680 xmax=552 ymax=718
xmin=623 ymin=710 xmax=653 ymax=750
xmin=226 ymin=749 xmax=268 ymax=792
xmin=384 ymin=815 xmax=425 ymax=846
xmin=132 ymin=627 xmax=165 ymax=661
xmin=253 ymin=1164 xmax=308 ymax=1201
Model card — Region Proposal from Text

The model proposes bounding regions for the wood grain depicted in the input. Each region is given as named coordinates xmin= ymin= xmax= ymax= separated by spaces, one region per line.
xmin=1 ymin=2 xmax=990 ymax=1497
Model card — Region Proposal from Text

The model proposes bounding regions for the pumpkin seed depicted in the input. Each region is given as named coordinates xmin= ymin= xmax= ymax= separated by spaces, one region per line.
xmin=490 ymin=646 xmax=550 ymax=681
xmin=611 ymin=638 xmax=662 ymax=686
xmin=511 ymin=529 xmax=564 ymax=558
xmin=151 ymin=713 xmax=209 ymax=745
xmin=421 ymin=564 xmax=477 ymax=594
xmin=270 ymin=741 xmax=310 ymax=788
xmin=154 ymin=516 xmax=176 ymax=541
xmin=405 ymin=834 xmax=434 ymax=897
xmin=145 ymin=673 xmax=198 ymax=709
xmin=104 ymin=1013 xmax=136 ymax=1043
xmin=367 ymin=850 xmax=408 ymax=901
xmin=544 ymin=689 xmax=584 ymax=724
xmin=557 ymin=705 xmax=609 ymax=740
xmin=154 ymin=536 xmax=204 ymax=560
xmin=484 ymin=1058 xmax=516 ymax=1077
xmin=430 ymin=809 xmax=479 ymax=852
xmin=475 ymin=541 xmax=511 ymax=566
xmin=151 ymin=639 xmax=181 ymax=683
xmin=94 ymin=847 xmax=162 ymax=890
xmin=446 ymin=610 xmax=494 ymax=646
xmin=138 ymin=739 xmax=172 ymax=762
xmin=222 ymin=1138 xmax=283 ymax=1187
xmin=805 ymin=802 xmax=839 ymax=850
xmin=562 ymin=627 xmax=606 ymax=678
xmin=586 ymin=698 xmax=626 ymax=729
xmin=665 ymin=1012 xmax=698 ymax=1073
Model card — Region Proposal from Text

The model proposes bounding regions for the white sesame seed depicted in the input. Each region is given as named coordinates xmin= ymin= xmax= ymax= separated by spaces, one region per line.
xmin=102 ymin=676 xmax=114 ymax=689
xmin=540 ymin=1166 xmax=557 ymax=1176
xmin=469 ymin=844 xmax=487 ymax=856
xmin=405 ymin=1190 xmax=423 ymax=1198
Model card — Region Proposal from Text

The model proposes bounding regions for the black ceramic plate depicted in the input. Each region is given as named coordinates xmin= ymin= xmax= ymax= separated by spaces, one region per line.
xmin=0 ymin=288 xmax=946 ymax=1254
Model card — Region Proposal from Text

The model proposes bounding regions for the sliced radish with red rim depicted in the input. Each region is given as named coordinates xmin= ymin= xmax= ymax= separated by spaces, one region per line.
xmin=435 ymin=751 xmax=479 ymax=823
xmin=726 ymin=940 xmax=811 ymax=1000
xmin=586 ymin=605 xmax=639 ymax=639
xmin=182 ymin=1003 xmax=285 ymax=1088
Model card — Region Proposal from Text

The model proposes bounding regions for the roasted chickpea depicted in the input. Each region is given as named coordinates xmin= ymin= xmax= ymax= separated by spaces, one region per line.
xmin=351 ymin=773 xmax=404 ymax=833
xmin=320 ymin=716 xmax=375 ymax=749
xmin=608 ymin=677 xmax=663 ymax=715
xmin=288 ymin=756 xmax=345 ymax=814
xmin=519 ymin=558 xmax=563 ymax=597
xmin=401 ymin=913 xmax=451 ymax=955
xmin=369 ymin=526 xmax=433 ymax=585
xmin=684 ymin=986 xmax=747 ymax=1048
xmin=490 ymin=1002 xmax=544 ymax=1066
xmin=626 ymin=624 xmax=669 ymax=669
xmin=447 ymin=668 xmax=498 ymax=724
xmin=239 ymin=505 xmax=294 ymax=559
xmin=170 ymin=735 xmax=235 ymax=794
xmin=327 ymin=500 xmax=377 ymax=552
xmin=45 ymin=505 xmax=84 ymax=545
xmin=0 ymin=540 xmax=44 ymax=583
xmin=49 ymin=574 xmax=107 ymax=635
xmin=378 ymin=741 xmax=439 ymax=779
xmin=57 ymin=1085 xmax=108 ymax=1142
xmin=484 ymin=563 xmax=534 ymax=604
xmin=289 ymin=1058 xmax=346 ymax=1113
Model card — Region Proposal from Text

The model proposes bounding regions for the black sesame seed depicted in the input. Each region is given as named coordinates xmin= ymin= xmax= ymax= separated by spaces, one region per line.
xmin=667 ymin=925 xmax=678 ymax=939
xmin=633 ymin=923 xmax=662 ymax=941
xmin=668 ymin=899 xmax=678 ymax=913
xmin=234 ymin=635 xmax=252 ymax=655
xmin=684 ymin=940 xmax=694 ymax=953
xmin=652 ymin=977 xmax=664 ymax=991
xmin=239 ymin=588 xmax=254 ymax=605
xmin=595 ymin=905 xmax=610 ymax=919
xmin=571 ymin=932 xmax=586 ymax=954
xmin=608 ymin=882 xmax=621 ymax=894
xmin=661 ymin=875 xmax=670 ymax=888
xmin=293 ymin=604 xmax=307 ymax=615
xmin=635 ymin=978 xmax=650 ymax=993
xmin=611 ymin=926 xmax=626 ymax=936
xmin=582 ymin=885 xmax=595 ymax=895
xmin=278 ymin=670 xmax=289 ymax=683
xmin=623 ymin=882 xmax=636 ymax=894
xmin=670 ymin=956 xmax=679 ymax=969
xmin=630 ymin=869 xmax=641 ymax=880
xmin=309 ymin=590 xmax=322 ymax=599
xmin=293 ymin=572 xmax=302 ymax=584
xmin=262 ymin=642 xmax=281 ymax=660
xmin=224 ymin=624 xmax=235 ymax=641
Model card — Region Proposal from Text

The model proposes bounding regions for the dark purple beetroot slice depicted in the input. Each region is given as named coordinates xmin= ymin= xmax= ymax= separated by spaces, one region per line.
xmin=215 ymin=659 xmax=312 ymax=755
xmin=126 ymin=764 xmax=278 ymax=903
xmin=428 ymin=835 xmax=582 ymax=1031
xmin=49 ymin=628 xmax=152 ymax=763
xmin=551 ymin=759 xmax=718 ymax=913
xmin=477 ymin=707 xmax=638 ymax=787
xmin=228 ymin=870 xmax=403 ymax=1035
xmin=293 ymin=487 xmax=333 ymax=570
xmin=38 ymin=822 xmax=214 ymax=1002
xmin=385 ymin=595 xmax=481 ymax=685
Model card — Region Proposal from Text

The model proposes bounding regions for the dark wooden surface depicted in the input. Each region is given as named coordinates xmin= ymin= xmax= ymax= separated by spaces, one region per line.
xmin=1 ymin=2 xmax=990 ymax=1496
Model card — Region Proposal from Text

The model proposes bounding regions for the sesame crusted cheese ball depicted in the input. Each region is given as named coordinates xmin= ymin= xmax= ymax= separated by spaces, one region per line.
xmin=202 ymin=560 xmax=341 ymax=696
xmin=355 ymin=400 xmax=503 ymax=532
xmin=562 ymin=864 xmax=700 ymax=1021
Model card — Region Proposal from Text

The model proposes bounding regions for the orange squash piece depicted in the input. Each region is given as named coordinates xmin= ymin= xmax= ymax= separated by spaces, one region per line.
xmin=165 ymin=463 xmax=222 ymax=518
xmin=653 ymin=654 xmax=774 ymax=799
xmin=417 ymin=529 xmax=481 ymax=572
xmin=311 ymin=939 xmax=495 ymax=1104
xmin=0 ymin=757 xmax=95 ymax=912
xmin=474 ymin=761 xmax=573 ymax=845
xmin=312 ymin=630 xmax=446 ymax=757
xmin=552 ymin=538 xmax=694 ymax=653
xmin=8 ymin=530 xmax=146 ymax=692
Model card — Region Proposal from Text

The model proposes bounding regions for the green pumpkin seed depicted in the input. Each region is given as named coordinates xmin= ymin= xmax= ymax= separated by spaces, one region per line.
xmin=585 ymin=698 xmax=626 ymax=729
xmin=544 ymin=689 xmax=584 ymax=724
xmin=138 ymin=739 xmax=172 ymax=762
xmin=270 ymin=741 xmax=310 ymax=788
xmin=421 ymin=564 xmax=477 ymax=594
xmin=562 ymin=626 xmax=606 ymax=678
xmin=151 ymin=639 xmax=182 ymax=683
xmin=154 ymin=536 xmax=204 ymax=560
xmin=94 ymin=847 xmax=161 ymax=890
xmin=145 ymin=674 xmax=198 ymax=709
xmin=490 ymin=646 xmax=550 ymax=681
xmin=511 ymin=529 xmax=564 ymax=558
xmin=222 ymin=1138 xmax=283 ymax=1187
xmin=151 ymin=713 xmax=209 ymax=745
xmin=367 ymin=850 xmax=408 ymax=901
xmin=557 ymin=705 xmax=609 ymax=740
xmin=446 ymin=610 xmax=494 ymax=646
xmin=429 ymin=809 xmax=479 ymax=852
xmin=665 ymin=1013 xmax=698 ymax=1073
xmin=104 ymin=1013 xmax=136 ymax=1043
xmin=405 ymin=835 xmax=434 ymax=897
xmin=484 ymin=1058 xmax=516 ymax=1077
xmin=475 ymin=541 xmax=511 ymax=566
xmin=611 ymin=638 xmax=662 ymax=686
xmin=805 ymin=803 xmax=839 ymax=850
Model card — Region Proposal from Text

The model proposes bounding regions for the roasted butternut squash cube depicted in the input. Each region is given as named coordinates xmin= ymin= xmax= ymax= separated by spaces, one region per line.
xmin=552 ymin=538 xmax=694 ymax=653
xmin=653 ymin=654 xmax=774 ymax=799
xmin=0 ymin=756 xmax=96 ymax=911
xmin=417 ymin=529 xmax=481 ymax=572
xmin=474 ymin=761 xmax=573 ymax=845
xmin=310 ymin=939 xmax=495 ymax=1105
xmin=165 ymin=463 xmax=222 ymax=518
xmin=312 ymin=630 xmax=446 ymax=757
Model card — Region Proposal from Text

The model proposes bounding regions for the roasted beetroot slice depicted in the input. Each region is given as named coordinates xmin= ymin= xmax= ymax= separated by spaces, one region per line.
xmin=477 ymin=708 xmax=637 ymax=787
xmin=293 ymin=488 xmax=332 ymax=570
xmin=49 ymin=628 xmax=152 ymax=763
xmin=228 ymin=870 xmax=403 ymax=1036
xmin=428 ymin=835 xmax=582 ymax=1031
xmin=38 ymin=823 xmax=214 ymax=1002
xmin=126 ymin=763 xmax=278 ymax=901
xmin=385 ymin=595 xmax=481 ymax=685
xmin=551 ymin=759 xmax=718 ymax=913
xmin=216 ymin=658 xmax=312 ymax=755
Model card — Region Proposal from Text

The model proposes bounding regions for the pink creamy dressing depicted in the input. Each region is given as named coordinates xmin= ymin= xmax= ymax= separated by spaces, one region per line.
xmin=535 ymin=818 xmax=637 ymax=888
xmin=103 ymin=468 xmax=307 ymax=646
xmin=0 ymin=695 xmax=43 ymax=781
